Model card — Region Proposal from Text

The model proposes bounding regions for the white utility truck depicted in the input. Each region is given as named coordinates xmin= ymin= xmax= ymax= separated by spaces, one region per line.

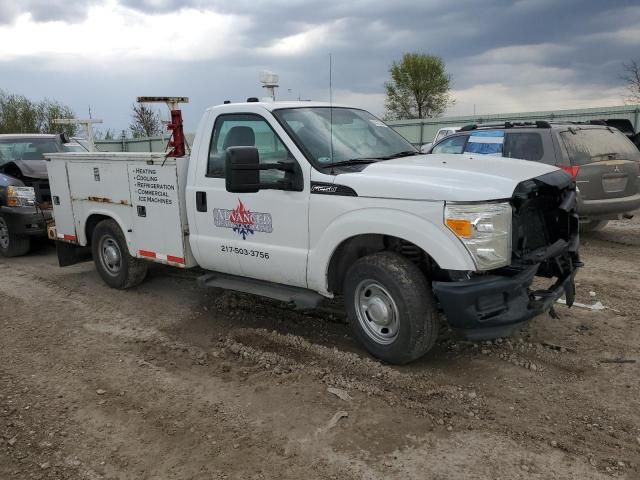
xmin=45 ymin=100 xmax=580 ymax=364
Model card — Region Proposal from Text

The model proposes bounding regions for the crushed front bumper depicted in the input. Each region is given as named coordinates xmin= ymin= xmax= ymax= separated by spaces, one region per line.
xmin=432 ymin=263 xmax=577 ymax=340
xmin=433 ymin=169 xmax=580 ymax=340
xmin=0 ymin=206 xmax=52 ymax=237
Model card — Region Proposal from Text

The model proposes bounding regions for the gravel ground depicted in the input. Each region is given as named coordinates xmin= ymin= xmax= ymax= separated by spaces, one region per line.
xmin=1 ymin=217 xmax=639 ymax=479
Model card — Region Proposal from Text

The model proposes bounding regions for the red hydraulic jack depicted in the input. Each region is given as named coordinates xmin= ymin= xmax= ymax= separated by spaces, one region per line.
xmin=136 ymin=96 xmax=189 ymax=157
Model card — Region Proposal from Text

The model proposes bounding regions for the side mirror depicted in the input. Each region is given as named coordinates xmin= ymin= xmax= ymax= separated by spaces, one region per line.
xmin=225 ymin=146 xmax=260 ymax=193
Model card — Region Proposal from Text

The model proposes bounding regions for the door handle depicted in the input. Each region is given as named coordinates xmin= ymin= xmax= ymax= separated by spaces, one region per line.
xmin=196 ymin=191 xmax=207 ymax=212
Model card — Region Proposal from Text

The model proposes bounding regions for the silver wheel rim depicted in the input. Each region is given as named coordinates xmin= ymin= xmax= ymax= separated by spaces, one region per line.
xmin=354 ymin=280 xmax=400 ymax=345
xmin=0 ymin=218 xmax=9 ymax=249
xmin=99 ymin=235 xmax=122 ymax=276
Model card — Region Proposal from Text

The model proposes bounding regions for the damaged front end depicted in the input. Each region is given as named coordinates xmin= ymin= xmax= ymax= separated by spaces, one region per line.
xmin=433 ymin=170 xmax=581 ymax=340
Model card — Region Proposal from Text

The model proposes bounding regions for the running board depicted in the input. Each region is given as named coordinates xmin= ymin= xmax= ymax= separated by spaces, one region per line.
xmin=197 ymin=272 xmax=324 ymax=310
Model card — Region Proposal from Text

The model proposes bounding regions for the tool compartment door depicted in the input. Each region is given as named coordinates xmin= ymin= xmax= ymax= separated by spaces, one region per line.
xmin=128 ymin=163 xmax=187 ymax=266
xmin=67 ymin=161 xmax=133 ymax=245
xmin=46 ymin=160 xmax=77 ymax=241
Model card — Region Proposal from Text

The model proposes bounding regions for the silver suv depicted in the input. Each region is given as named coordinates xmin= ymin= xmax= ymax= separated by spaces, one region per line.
xmin=428 ymin=121 xmax=640 ymax=231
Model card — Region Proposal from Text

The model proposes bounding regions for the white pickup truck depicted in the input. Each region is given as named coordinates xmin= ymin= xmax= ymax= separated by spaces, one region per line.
xmin=45 ymin=101 xmax=580 ymax=364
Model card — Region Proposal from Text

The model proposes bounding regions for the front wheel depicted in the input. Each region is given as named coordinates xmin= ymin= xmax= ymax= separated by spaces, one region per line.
xmin=0 ymin=215 xmax=31 ymax=257
xmin=91 ymin=219 xmax=148 ymax=289
xmin=344 ymin=252 xmax=438 ymax=364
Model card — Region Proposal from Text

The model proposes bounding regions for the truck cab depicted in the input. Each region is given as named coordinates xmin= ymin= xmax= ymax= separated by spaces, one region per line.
xmin=46 ymin=101 xmax=580 ymax=364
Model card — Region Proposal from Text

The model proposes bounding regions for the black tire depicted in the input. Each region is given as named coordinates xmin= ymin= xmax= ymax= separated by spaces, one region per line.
xmin=91 ymin=219 xmax=148 ymax=289
xmin=344 ymin=251 xmax=438 ymax=364
xmin=0 ymin=215 xmax=31 ymax=257
xmin=581 ymin=219 xmax=608 ymax=233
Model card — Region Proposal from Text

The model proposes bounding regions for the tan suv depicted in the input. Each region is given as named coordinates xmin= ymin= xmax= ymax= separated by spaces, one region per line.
xmin=428 ymin=121 xmax=640 ymax=231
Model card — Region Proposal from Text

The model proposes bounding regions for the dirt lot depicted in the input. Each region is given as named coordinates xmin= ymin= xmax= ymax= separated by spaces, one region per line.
xmin=1 ymin=218 xmax=639 ymax=480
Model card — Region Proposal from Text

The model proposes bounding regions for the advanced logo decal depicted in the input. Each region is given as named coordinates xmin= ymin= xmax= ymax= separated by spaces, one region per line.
xmin=213 ymin=199 xmax=273 ymax=240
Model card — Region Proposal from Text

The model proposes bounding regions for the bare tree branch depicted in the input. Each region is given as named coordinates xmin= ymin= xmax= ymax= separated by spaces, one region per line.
xmin=620 ymin=60 xmax=640 ymax=104
xmin=129 ymin=104 xmax=162 ymax=138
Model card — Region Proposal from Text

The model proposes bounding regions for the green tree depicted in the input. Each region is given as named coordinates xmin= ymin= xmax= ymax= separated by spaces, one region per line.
xmin=384 ymin=53 xmax=453 ymax=120
xmin=130 ymin=103 xmax=162 ymax=138
xmin=37 ymin=98 xmax=77 ymax=136
xmin=0 ymin=90 xmax=77 ymax=135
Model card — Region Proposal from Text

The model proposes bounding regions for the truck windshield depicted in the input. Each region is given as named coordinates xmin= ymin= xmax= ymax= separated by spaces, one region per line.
xmin=560 ymin=128 xmax=640 ymax=165
xmin=273 ymin=107 xmax=417 ymax=168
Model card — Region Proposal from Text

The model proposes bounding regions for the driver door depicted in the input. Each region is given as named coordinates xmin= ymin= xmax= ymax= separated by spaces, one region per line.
xmin=191 ymin=113 xmax=310 ymax=288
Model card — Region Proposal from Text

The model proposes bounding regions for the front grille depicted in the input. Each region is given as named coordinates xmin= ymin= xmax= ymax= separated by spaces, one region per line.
xmin=510 ymin=173 xmax=577 ymax=267
xmin=514 ymin=203 xmax=549 ymax=252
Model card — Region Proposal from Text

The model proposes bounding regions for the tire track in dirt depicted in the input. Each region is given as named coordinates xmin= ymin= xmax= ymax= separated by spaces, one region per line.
xmin=0 ymin=264 xmax=370 ymax=479
xmin=2 ymin=234 xmax=640 ymax=479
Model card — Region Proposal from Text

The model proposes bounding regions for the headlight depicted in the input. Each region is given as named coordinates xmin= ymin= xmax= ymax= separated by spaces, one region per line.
xmin=7 ymin=186 xmax=36 ymax=207
xmin=445 ymin=202 xmax=512 ymax=270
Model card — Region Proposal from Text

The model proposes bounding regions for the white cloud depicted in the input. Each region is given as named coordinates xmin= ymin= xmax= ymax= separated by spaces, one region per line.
xmin=456 ymin=62 xmax=575 ymax=88
xmin=256 ymin=19 xmax=347 ymax=57
xmin=587 ymin=25 xmax=640 ymax=46
xmin=0 ymin=0 xmax=250 ymax=64
xmin=447 ymin=82 xmax=627 ymax=116
xmin=474 ymin=43 xmax=574 ymax=65
xmin=332 ymin=90 xmax=386 ymax=117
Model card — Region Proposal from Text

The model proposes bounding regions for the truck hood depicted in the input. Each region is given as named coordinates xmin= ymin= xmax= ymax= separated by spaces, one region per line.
xmin=335 ymin=154 xmax=560 ymax=202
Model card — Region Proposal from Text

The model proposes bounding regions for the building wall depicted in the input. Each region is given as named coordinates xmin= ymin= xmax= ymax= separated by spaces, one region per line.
xmin=385 ymin=104 xmax=640 ymax=145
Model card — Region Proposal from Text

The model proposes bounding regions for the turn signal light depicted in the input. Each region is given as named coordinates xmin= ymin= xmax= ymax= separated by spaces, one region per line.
xmin=560 ymin=165 xmax=580 ymax=179
xmin=446 ymin=218 xmax=472 ymax=238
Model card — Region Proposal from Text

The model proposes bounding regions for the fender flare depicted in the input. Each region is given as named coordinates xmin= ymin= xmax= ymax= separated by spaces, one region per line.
xmin=307 ymin=208 xmax=476 ymax=293
xmin=80 ymin=208 xmax=136 ymax=257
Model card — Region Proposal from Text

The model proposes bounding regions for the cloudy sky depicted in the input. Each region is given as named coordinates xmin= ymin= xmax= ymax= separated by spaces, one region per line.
xmin=0 ymin=0 xmax=639 ymax=132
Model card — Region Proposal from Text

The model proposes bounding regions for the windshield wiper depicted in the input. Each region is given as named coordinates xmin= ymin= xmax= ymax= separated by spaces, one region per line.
xmin=376 ymin=150 xmax=420 ymax=160
xmin=320 ymin=151 xmax=419 ymax=168
xmin=321 ymin=158 xmax=379 ymax=168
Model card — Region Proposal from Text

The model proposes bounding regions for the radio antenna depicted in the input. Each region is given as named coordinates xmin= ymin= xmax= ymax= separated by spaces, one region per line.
xmin=329 ymin=53 xmax=335 ymax=175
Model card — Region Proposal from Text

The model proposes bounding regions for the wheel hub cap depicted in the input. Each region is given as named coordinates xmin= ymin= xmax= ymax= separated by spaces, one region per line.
xmin=366 ymin=297 xmax=391 ymax=326
xmin=355 ymin=281 xmax=400 ymax=345
xmin=100 ymin=237 xmax=122 ymax=275
xmin=104 ymin=245 xmax=119 ymax=265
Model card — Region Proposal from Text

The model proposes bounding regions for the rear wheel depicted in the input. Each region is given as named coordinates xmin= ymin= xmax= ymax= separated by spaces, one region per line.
xmin=0 ymin=215 xmax=31 ymax=257
xmin=344 ymin=252 xmax=438 ymax=364
xmin=581 ymin=219 xmax=608 ymax=233
xmin=91 ymin=219 xmax=147 ymax=289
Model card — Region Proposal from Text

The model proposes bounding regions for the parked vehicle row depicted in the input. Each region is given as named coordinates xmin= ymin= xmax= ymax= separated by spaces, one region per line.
xmin=5 ymin=104 xmax=639 ymax=364
xmin=427 ymin=121 xmax=640 ymax=231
